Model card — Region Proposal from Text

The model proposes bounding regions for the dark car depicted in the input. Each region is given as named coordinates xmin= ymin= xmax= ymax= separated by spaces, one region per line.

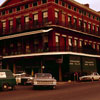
xmin=0 ymin=69 xmax=16 ymax=91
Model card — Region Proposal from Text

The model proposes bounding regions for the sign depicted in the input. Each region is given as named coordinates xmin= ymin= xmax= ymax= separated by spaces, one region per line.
xmin=0 ymin=72 xmax=6 ymax=78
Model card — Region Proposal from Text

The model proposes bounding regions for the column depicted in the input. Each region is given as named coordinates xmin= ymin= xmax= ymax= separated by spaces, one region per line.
xmin=13 ymin=64 xmax=16 ymax=74
xmin=59 ymin=63 xmax=62 ymax=81
xmin=38 ymin=10 xmax=42 ymax=26
xmin=6 ymin=19 xmax=9 ymax=33
xmin=48 ymin=7 xmax=55 ymax=24
xmin=29 ymin=13 xmax=33 ymax=29
xmin=13 ymin=17 xmax=16 ymax=33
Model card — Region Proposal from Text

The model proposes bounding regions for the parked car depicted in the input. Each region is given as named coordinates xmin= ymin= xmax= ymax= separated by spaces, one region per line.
xmin=79 ymin=72 xmax=100 ymax=81
xmin=13 ymin=72 xmax=33 ymax=85
xmin=33 ymin=73 xmax=57 ymax=89
xmin=0 ymin=69 xmax=16 ymax=91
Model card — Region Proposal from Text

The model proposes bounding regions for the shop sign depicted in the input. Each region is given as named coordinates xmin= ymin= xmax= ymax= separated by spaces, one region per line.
xmin=69 ymin=60 xmax=80 ymax=66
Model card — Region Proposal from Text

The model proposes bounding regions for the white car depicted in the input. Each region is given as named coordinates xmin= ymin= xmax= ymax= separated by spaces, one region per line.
xmin=33 ymin=73 xmax=57 ymax=89
xmin=79 ymin=72 xmax=100 ymax=81
xmin=13 ymin=72 xmax=33 ymax=85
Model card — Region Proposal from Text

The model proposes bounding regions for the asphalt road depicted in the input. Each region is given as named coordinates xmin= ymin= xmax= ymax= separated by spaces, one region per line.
xmin=0 ymin=81 xmax=100 ymax=100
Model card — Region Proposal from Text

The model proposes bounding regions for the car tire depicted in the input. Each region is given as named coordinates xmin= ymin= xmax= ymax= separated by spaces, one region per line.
xmin=2 ymin=84 xmax=8 ymax=91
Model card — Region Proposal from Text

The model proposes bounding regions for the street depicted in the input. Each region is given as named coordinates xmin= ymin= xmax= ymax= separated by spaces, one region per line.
xmin=0 ymin=81 xmax=100 ymax=100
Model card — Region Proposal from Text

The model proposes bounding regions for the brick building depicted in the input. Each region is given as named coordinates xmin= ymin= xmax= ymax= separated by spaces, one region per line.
xmin=0 ymin=0 xmax=100 ymax=81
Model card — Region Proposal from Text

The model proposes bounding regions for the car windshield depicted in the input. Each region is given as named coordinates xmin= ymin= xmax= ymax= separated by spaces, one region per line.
xmin=35 ymin=73 xmax=52 ymax=78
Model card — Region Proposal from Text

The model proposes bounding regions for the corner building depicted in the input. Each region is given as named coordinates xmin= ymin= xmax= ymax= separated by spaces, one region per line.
xmin=0 ymin=0 xmax=100 ymax=81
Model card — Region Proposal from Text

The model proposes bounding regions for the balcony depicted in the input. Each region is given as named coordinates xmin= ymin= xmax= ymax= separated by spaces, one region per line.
xmin=1 ymin=20 xmax=100 ymax=37
xmin=2 ymin=45 xmax=100 ymax=57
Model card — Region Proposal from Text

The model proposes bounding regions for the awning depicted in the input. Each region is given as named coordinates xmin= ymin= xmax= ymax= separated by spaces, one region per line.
xmin=0 ymin=28 xmax=53 ymax=40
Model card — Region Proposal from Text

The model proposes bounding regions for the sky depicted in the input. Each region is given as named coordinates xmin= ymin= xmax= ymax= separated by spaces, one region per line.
xmin=0 ymin=0 xmax=100 ymax=11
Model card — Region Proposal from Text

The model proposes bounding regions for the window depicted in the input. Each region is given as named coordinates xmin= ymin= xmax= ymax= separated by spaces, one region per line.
xmin=74 ymin=7 xmax=77 ymax=11
xmin=88 ymin=13 xmax=91 ymax=18
xmin=9 ymin=9 xmax=12 ymax=14
xmin=25 ymin=4 xmax=29 ymax=9
xmin=68 ymin=5 xmax=71 ymax=9
xmin=9 ymin=20 xmax=13 ymax=32
xmin=2 ymin=21 xmax=6 ymax=33
xmin=74 ymin=39 xmax=78 ymax=47
xmin=83 ymin=22 xmax=87 ymax=32
xmin=55 ymin=0 xmax=58 ymax=4
xmin=33 ymin=13 xmax=38 ymax=25
xmin=42 ymin=0 xmax=47 ymax=4
xmin=25 ymin=16 xmax=29 ymax=29
xmin=16 ymin=6 xmax=20 ymax=11
xmin=68 ymin=16 xmax=71 ymax=27
xmin=79 ymin=20 xmax=82 ymax=29
xmin=25 ymin=16 xmax=29 ymax=23
xmin=55 ymin=11 xmax=59 ymax=24
xmin=73 ymin=18 xmax=77 ymax=29
xmin=93 ymin=16 xmax=95 ymax=19
xmin=88 ymin=23 xmax=91 ymax=33
xmin=84 ymin=11 xmax=86 ymax=16
xmin=62 ymin=1 xmax=65 ymax=7
xmin=33 ymin=2 xmax=37 ymax=6
xmin=43 ymin=11 xmax=48 ymax=24
xmin=93 ymin=25 xmax=95 ymax=32
xmin=16 ymin=18 xmax=21 ymax=30
xmin=79 ymin=10 xmax=82 ymax=14
xmin=97 ymin=17 xmax=99 ymax=21
xmin=93 ymin=44 xmax=96 ymax=49
xmin=2 ymin=11 xmax=5 ymax=15
xmin=56 ymin=35 xmax=60 ymax=50
xmin=34 ymin=38 xmax=39 ymax=52
xmin=79 ymin=41 xmax=82 ymax=47
xmin=43 ymin=35 xmax=48 ymax=51
xmin=68 ymin=38 xmax=72 ymax=46
xmin=97 ymin=26 xmax=99 ymax=33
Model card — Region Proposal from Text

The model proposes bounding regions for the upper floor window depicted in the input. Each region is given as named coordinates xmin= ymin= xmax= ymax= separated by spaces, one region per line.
xmin=62 ymin=1 xmax=66 ymax=7
xmin=9 ymin=20 xmax=13 ymax=31
xmin=2 ymin=11 xmax=5 ymax=15
xmin=74 ymin=7 xmax=77 ymax=11
xmin=42 ymin=0 xmax=47 ymax=4
xmin=79 ymin=20 xmax=82 ymax=27
xmin=43 ymin=11 xmax=48 ymax=23
xmin=16 ymin=18 xmax=21 ymax=29
xmin=79 ymin=10 xmax=82 ymax=14
xmin=88 ymin=13 xmax=91 ymax=18
xmin=68 ymin=16 xmax=71 ymax=24
xmin=68 ymin=38 xmax=72 ymax=46
xmin=9 ymin=9 xmax=13 ymax=14
xmin=93 ymin=25 xmax=95 ymax=32
xmin=25 ymin=16 xmax=29 ymax=23
xmin=73 ymin=18 xmax=77 ymax=28
xmin=33 ymin=2 xmax=37 ymax=6
xmin=55 ymin=11 xmax=59 ymax=24
xmin=83 ymin=11 xmax=86 ymax=16
xmin=16 ymin=6 xmax=20 ymax=11
xmin=25 ymin=4 xmax=29 ymax=9
xmin=68 ymin=5 xmax=71 ymax=9
xmin=2 ymin=21 xmax=6 ymax=32
xmin=33 ymin=13 xmax=38 ymax=25
xmin=55 ymin=0 xmax=59 ymax=4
